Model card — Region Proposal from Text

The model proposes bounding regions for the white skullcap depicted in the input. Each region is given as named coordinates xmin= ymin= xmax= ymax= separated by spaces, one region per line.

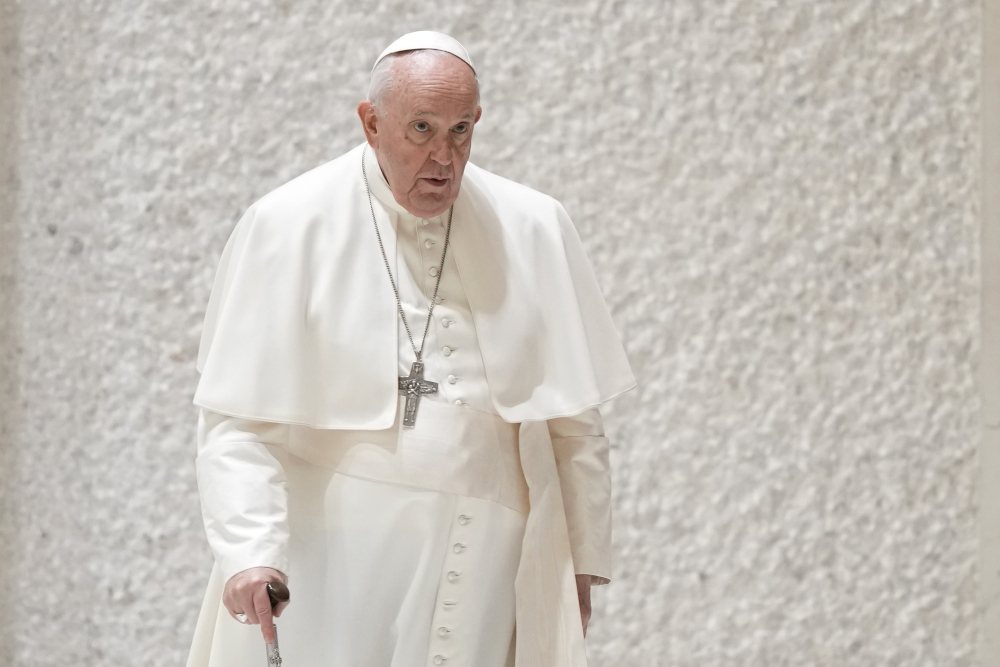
xmin=372 ymin=31 xmax=476 ymax=74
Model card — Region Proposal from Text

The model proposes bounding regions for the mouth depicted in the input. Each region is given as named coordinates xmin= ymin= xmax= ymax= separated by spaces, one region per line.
xmin=421 ymin=177 xmax=449 ymax=188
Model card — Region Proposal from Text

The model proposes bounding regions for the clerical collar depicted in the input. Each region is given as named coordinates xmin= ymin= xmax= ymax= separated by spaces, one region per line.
xmin=362 ymin=144 xmax=442 ymax=220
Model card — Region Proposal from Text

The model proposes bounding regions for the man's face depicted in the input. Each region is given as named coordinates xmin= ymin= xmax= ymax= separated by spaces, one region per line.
xmin=358 ymin=52 xmax=482 ymax=219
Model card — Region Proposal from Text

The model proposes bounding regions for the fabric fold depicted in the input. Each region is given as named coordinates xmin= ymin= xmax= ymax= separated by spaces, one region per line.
xmin=515 ymin=420 xmax=589 ymax=667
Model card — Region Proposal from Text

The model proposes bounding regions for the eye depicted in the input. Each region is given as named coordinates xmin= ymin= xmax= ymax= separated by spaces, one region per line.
xmin=453 ymin=123 xmax=469 ymax=134
xmin=414 ymin=121 xmax=430 ymax=132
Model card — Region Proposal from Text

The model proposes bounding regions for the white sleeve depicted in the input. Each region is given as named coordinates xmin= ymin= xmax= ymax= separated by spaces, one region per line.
xmin=195 ymin=408 xmax=291 ymax=583
xmin=547 ymin=406 xmax=613 ymax=585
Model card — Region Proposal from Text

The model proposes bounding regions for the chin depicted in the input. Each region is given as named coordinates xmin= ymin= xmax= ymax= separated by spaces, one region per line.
xmin=412 ymin=193 xmax=456 ymax=217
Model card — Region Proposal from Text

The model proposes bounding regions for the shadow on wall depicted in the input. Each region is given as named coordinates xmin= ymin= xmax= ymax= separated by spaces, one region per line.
xmin=0 ymin=0 xmax=21 ymax=663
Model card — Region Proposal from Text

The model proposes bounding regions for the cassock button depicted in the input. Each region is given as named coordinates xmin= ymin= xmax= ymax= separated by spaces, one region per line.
xmin=425 ymin=239 xmax=434 ymax=248
xmin=454 ymin=399 xmax=463 ymax=406
xmin=453 ymin=543 xmax=466 ymax=553
xmin=441 ymin=319 xmax=451 ymax=327
xmin=447 ymin=570 xmax=461 ymax=582
xmin=421 ymin=219 xmax=430 ymax=226
xmin=429 ymin=266 xmax=439 ymax=277
xmin=458 ymin=514 xmax=471 ymax=524
xmin=433 ymin=656 xmax=447 ymax=665
xmin=438 ymin=626 xmax=450 ymax=636
xmin=442 ymin=346 xmax=452 ymax=356
xmin=447 ymin=375 xmax=457 ymax=384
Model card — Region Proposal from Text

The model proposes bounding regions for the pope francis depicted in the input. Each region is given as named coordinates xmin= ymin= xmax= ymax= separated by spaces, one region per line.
xmin=186 ymin=31 xmax=635 ymax=667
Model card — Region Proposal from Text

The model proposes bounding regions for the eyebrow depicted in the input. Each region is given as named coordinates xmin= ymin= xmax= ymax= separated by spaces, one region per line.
xmin=413 ymin=110 xmax=475 ymax=119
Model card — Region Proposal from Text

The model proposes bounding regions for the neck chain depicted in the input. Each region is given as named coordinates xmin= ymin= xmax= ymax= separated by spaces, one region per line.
xmin=362 ymin=146 xmax=453 ymax=362
xmin=362 ymin=146 xmax=453 ymax=427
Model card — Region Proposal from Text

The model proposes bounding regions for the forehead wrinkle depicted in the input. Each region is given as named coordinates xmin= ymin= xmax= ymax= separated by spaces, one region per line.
xmin=399 ymin=80 xmax=477 ymax=102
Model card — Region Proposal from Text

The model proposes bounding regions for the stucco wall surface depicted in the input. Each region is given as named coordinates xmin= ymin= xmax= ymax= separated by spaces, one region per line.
xmin=0 ymin=1 xmax=982 ymax=665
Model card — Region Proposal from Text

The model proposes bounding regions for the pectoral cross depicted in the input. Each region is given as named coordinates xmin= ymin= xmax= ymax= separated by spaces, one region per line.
xmin=398 ymin=361 xmax=438 ymax=427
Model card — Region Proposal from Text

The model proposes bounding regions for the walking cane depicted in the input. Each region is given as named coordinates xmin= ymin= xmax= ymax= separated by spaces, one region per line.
xmin=265 ymin=581 xmax=290 ymax=667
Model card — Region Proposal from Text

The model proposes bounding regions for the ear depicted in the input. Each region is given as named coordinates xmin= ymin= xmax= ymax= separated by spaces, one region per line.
xmin=357 ymin=100 xmax=380 ymax=149
xmin=474 ymin=106 xmax=483 ymax=124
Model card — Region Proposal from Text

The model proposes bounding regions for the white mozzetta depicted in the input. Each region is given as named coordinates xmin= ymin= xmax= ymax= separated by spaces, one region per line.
xmin=193 ymin=143 xmax=635 ymax=428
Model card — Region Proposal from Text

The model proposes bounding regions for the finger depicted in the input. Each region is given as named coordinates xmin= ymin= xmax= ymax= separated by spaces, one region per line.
xmin=222 ymin=588 xmax=240 ymax=621
xmin=253 ymin=585 xmax=276 ymax=643
xmin=578 ymin=596 xmax=591 ymax=637
xmin=236 ymin=586 xmax=260 ymax=626
xmin=222 ymin=590 xmax=241 ymax=623
xmin=273 ymin=599 xmax=290 ymax=618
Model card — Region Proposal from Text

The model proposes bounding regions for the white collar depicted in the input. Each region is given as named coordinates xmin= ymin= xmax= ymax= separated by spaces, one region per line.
xmin=363 ymin=145 xmax=410 ymax=217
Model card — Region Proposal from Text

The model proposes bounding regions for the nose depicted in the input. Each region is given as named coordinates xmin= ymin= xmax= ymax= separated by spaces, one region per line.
xmin=428 ymin=135 xmax=454 ymax=166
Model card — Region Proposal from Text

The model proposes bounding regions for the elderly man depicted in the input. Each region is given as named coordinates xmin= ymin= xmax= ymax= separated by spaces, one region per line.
xmin=186 ymin=32 xmax=634 ymax=667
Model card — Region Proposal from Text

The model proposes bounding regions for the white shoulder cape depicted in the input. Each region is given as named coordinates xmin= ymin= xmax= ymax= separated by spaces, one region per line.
xmin=194 ymin=143 xmax=635 ymax=428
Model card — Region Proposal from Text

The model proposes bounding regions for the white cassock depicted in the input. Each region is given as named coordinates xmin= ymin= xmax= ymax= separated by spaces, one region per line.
xmin=186 ymin=144 xmax=635 ymax=667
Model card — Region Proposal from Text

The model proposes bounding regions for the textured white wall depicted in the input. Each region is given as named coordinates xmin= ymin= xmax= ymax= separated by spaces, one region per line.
xmin=0 ymin=1 xmax=982 ymax=665
xmin=0 ymin=3 xmax=19 ymax=666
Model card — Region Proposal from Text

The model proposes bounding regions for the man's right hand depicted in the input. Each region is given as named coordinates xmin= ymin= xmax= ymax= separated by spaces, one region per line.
xmin=223 ymin=566 xmax=289 ymax=643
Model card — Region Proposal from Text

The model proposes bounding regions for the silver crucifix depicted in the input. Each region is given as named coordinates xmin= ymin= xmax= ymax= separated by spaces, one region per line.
xmin=398 ymin=361 xmax=438 ymax=427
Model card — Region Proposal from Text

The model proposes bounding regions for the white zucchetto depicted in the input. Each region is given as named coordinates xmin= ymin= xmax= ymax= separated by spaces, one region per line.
xmin=373 ymin=31 xmax=476 ymax=74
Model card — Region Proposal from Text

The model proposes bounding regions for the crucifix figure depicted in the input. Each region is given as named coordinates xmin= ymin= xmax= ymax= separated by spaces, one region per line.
xmin=398 ymin=361 xmax=438 ymax=427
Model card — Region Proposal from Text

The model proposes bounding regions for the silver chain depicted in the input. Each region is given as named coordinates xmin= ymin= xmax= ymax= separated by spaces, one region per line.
xmin=362 ymin=146 xmax=453 ymax=363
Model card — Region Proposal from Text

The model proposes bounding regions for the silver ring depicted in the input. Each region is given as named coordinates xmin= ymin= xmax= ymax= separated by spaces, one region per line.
xmin=235 ymin=612 xmax=248 ymax=624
